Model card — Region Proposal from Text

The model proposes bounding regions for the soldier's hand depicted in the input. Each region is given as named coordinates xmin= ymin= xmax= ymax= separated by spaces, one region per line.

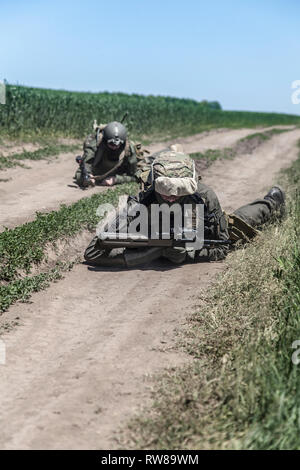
xmin=89 ymin=174 xmax=96 ymax=186
xmin=101 ymin=177 xmax=116 ymax=186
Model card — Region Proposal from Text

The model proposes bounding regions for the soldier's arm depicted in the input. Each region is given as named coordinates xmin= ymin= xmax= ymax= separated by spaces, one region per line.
xmin=82 ymin=133 xmax=98 ymax=174
xmin=115 ymin=142 xmax=138 ymax=184
xmin=195 ymin=224 xmax=229 ymax=261
xmin=195 ymin=184 xmax=230 ymax=262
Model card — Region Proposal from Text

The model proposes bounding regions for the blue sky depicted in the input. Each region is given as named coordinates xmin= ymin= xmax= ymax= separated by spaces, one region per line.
xmin=1 ymin=0 xmax=300 ymax=114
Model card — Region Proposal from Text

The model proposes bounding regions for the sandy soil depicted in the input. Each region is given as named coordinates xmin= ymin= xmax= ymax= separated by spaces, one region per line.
xmin=0 ymin=142 xmax=42 ymax=157
xmin=0 ymin=137 xmax=81 ymax=157
xmin=0 ymin=127 xmax=299 ymax=449
xmin=0 ymin=126 xmax=293 ymax=230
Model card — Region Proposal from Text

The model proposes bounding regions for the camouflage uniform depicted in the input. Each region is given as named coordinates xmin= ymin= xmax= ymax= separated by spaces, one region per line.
xmin=233 ymin=198 xmax=281 ymax=228
xmin=75 ymin=130 xmax=140 ymax=186
xmin=84 ymin=149 xmax=284 ymax=267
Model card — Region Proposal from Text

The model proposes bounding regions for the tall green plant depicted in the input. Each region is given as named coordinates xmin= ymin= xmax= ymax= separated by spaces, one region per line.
xmin=1 ymin=83 xmax=299 ymax=139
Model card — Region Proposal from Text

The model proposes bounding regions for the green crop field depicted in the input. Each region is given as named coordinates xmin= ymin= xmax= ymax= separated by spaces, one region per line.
xmin=1 ymin=83 xmax=300 ymax=140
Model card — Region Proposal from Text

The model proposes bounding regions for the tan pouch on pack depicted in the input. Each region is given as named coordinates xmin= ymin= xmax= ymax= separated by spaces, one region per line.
xmin=226 ymin=213 xmax=260 ymax=243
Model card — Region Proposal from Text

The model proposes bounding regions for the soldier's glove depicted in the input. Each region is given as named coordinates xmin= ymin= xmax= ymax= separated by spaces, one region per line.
xmin=88 ymin=174 xmax=96 ymax=187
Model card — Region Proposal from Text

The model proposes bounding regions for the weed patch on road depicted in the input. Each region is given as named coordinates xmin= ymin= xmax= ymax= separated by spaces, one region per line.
xmin=190 ymin=128 xmax=292 ymax=172
xmin=0 ymin=143 xmax=80 ymax=170
xmin=0 ymin=182 xmax=137 ymax=311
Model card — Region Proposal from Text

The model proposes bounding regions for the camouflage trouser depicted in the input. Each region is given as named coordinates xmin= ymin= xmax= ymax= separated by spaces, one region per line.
xmin=233 ymin=197 xmax=279 ymax=228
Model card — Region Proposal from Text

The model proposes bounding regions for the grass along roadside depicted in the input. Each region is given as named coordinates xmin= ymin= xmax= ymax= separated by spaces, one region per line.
xmin=0 ymin=181 xmax=138 ymax=282
xmin=123 ymin=145 xmax=300 ymax=450
xmin=0 ymin=263 xmax=70 ymax=313
xmin=0 ymin=142 xmax=80 ymax=170
xmin=0 ymin=182 xmax=138 ymax=312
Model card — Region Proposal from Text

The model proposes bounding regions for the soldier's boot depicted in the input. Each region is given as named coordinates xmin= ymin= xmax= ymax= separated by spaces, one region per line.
xmin=264 ymin=185 xmax=286 ymax=217
xmin=264 ymin=186 xmax=285 ymax=208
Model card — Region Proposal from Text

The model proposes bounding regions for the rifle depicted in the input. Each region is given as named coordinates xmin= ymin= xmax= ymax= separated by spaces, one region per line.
xmin=76 ymin=154 xmax=123 ymax=187
xmin=97 ymin=230 xmax=233 ymax=249
xmin=96 ymin=197 xmax=234 ymax=249
xmin=76 ymin=155 xmax=91 ymax=188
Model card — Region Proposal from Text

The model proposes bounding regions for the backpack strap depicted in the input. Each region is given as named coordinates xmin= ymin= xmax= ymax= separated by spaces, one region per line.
xmin=124 ymin=139 xmax=131 ymax=157
xmin=92 ymin=121 xmax=106 ymax=146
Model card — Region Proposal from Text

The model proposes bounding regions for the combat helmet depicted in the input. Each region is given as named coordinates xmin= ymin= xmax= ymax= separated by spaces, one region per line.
xmin=103 ymin=121 xmax=127 ymax=150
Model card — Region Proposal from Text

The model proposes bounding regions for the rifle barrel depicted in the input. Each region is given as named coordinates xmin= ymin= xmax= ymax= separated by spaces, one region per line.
xmin=98 ymin=233 xmax=232 ymax=248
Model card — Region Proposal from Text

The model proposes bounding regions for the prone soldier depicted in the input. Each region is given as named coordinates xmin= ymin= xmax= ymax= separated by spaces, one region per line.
xmin=84 ymin=148 xmax=285 ymax=267
xmin=75 ymin=120 xmax=144 ymax=188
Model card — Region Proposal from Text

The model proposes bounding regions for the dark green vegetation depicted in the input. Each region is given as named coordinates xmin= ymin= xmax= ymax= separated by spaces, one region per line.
xmin=0 ymin=182 xmax=137 ymax=311
xmin=0 ymin=143 xmax=80 ymax=169
xmin=1 ymin=84 xmax=300 ymax=140
xmin=125 ymin=144 xmax=300 ymax=450
xmin=0 ymin=267 xmax=64 ymax=313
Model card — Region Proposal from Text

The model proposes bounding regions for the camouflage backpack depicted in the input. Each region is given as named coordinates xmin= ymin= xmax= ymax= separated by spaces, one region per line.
xmin=138 ymin=146 xmax=198 ymax=189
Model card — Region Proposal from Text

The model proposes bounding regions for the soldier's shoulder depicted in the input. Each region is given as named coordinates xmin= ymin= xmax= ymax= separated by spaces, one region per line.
xmin=84 ymin=132 xmax=97 ymax=144
xmin=197 ymin=182 xmax=219 ymax=203
xmin=127 ymin=140 xmax=147 ymax=159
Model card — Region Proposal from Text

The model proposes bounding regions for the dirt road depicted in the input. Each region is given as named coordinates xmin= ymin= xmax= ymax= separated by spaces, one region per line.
xmin=0 ymin=126 xmax=293 ymax=230
xmin=0 ymin=128 xmax=299 ymax=449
